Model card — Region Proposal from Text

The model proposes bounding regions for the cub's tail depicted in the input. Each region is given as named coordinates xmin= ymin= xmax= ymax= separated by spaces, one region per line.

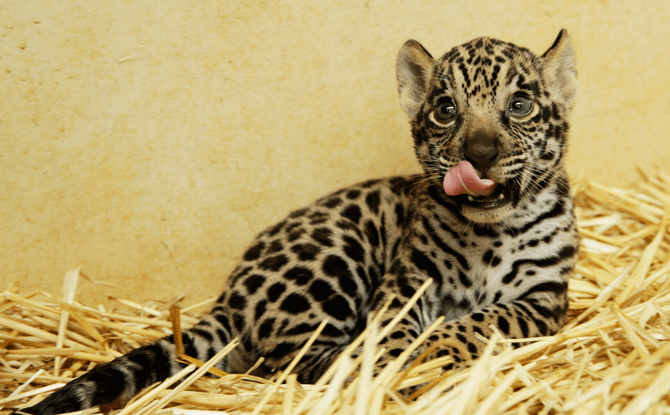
xmin=11 ymin=316 xmax=232 ymax=415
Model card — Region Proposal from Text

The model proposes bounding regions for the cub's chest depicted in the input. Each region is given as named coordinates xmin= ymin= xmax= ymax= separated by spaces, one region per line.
xmin=414 ymin=218 xmax=540 ymax=295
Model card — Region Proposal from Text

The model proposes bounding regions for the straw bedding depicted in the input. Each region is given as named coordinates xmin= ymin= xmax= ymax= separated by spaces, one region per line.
xmin=2 ymin=168 xmax=670 ymax=415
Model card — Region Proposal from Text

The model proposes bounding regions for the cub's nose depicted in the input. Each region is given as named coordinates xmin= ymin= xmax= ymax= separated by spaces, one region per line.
xmin=462 ymin=129 xmax=500 ymax=177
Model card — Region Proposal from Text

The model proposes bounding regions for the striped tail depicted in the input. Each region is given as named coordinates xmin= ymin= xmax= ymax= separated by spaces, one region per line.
xmin=12 ymin=316 xmax=233 ymax=415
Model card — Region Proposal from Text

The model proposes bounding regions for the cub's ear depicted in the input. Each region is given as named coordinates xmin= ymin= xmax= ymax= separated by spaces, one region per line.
xmin=542 ymin=29 xmax=578 ymax=112
xmin=396 ymin=40 xmax=434 ymax=119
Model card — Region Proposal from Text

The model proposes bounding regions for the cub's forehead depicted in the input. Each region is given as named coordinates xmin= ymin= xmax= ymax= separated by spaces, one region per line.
xmin=438 ymin=37 xmax=539 ymax=70
xmin=431 ymin=37 xmax=543 ymax=100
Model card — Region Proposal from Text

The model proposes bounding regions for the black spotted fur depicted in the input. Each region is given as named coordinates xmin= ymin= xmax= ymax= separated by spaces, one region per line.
xmin=11 ymin=30 xmax=579 ymax=414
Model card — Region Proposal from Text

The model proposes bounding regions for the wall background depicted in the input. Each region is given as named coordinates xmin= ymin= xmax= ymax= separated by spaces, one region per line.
xmin=2 ymin=1 xmax=669 ymax=307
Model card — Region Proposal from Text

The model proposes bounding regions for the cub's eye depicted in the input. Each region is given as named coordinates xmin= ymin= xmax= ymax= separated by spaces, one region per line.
xmin=434 ymin=100 xmax=457 ymax=123
xmin=508 ymin=95 xmax=533 ymax=117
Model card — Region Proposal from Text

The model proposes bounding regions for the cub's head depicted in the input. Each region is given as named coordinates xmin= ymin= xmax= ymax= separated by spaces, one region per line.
xmin=397 ymin=30 xmax=577 ymax=224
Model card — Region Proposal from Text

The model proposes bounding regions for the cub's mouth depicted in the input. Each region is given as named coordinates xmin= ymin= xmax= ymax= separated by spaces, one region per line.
xmin=443 ymin=160 xmax=516 ymax=210
xmin=455 ymin=183 xmax=513 ymax=209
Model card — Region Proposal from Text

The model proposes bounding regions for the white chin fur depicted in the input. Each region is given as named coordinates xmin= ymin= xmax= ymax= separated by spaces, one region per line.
xmin=461 ymin=204 xmax=514 ymax=224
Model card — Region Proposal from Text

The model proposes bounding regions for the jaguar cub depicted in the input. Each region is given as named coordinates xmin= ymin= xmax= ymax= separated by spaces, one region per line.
xmin=12 ymin=30 xmax=579 ymax=414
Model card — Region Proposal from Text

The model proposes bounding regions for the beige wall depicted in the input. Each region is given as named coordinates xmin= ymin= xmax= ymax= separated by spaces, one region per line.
xmin=2 ymin=1 xmax=669 ymax=306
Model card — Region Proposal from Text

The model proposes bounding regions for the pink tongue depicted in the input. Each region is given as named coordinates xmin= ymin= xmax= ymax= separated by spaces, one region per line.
xmin=443 ymin=161 xmax=496 ymax=196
